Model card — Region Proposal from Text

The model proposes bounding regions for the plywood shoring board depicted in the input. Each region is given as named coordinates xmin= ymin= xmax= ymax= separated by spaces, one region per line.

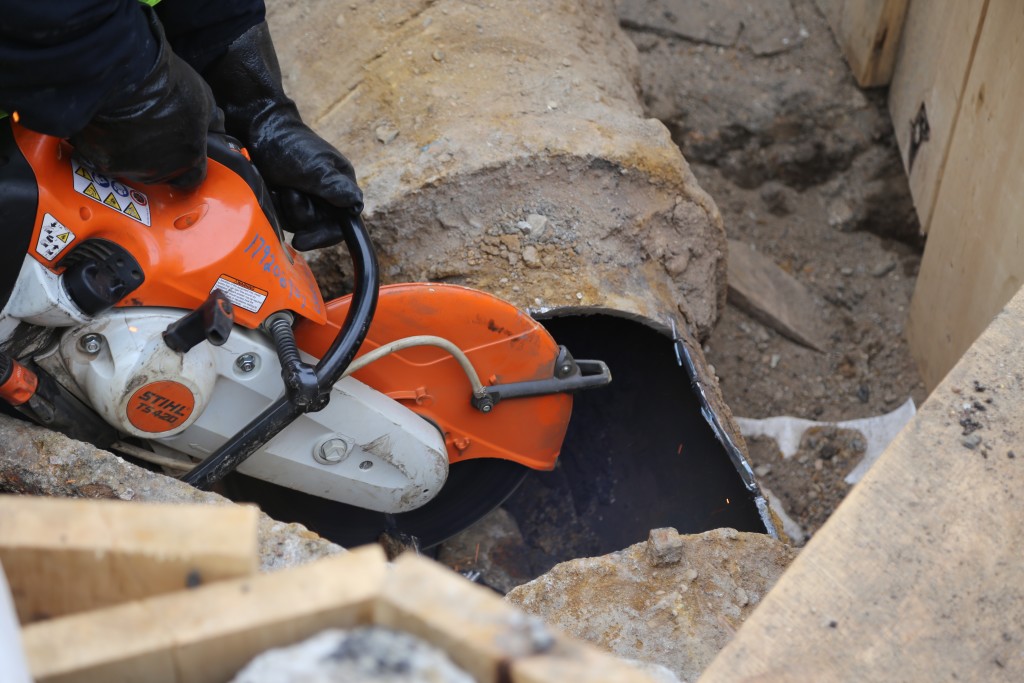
xmin=888 ymin=0 xmax=989 ymax=234
xmin=814 ymin=0 xmax=909 ymax=87
xmin=907 ymin=0 xmax=1024 ymax=391
xmin=699 ymin=283 xmax=1024 ymax=682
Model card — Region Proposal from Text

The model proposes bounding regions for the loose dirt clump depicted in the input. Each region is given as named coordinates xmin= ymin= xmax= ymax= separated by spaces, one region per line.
xmin=745 ymin=427 xmax=866 ymax=537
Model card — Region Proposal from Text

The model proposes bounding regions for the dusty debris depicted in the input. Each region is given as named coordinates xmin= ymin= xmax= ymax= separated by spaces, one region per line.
xmin=506 ymin=527 xmax=796 ymax=682
xmin=437 ymin=508 xmax=534 ymax=594
xmin=0 ymin=415 xmax=342 ymax=572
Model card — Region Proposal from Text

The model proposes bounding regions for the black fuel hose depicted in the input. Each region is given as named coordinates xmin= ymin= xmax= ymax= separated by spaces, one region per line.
xmin=182 ymin=214 xmax=379 ymax=489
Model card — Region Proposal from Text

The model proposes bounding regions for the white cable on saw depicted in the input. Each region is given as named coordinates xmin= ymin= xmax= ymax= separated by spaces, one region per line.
xmin=112 ymin=441 xmax=194 ymax=473
xmin=341 ymin=335 xmax=485 ymax=394
xmin=129 ymin=336 xmax=484 ymax=474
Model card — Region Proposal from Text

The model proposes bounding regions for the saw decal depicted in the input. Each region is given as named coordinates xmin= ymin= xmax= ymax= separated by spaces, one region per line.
xmin=213 ymin=274 xmax=268 ymax=314
xmin=71 ymin=158 xmax=152 ymax=226
xmin=126 ymin=381 xmax=195 ymax=434
xmin=35 ymin=213 xmax=76 ymax=261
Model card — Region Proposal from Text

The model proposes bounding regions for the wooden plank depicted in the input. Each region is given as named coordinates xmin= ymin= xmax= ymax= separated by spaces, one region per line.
xmin=24 ymin=547 xmax=662 ymax=683
xmin=907 ymin=0 xmax=1024 ymax=392
xmin=698 ymin=285 xmax=1024 ymax=681
xmin=22 ymin=546 xmax=388 ymax=683
xmin=0 ymin=496 xmax=259 ymax=624
xmin=815 ymin=0 xmax=909 ymax=87
xmin=726 ymin=240 xmax=829 ymax=351
xmin=888 ymin=0 xmax=988 ymax=234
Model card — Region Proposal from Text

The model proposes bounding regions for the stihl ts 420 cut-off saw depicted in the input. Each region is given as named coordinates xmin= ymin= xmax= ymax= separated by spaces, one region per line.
xmin=0 ymin=122 xmax=610 ymax=546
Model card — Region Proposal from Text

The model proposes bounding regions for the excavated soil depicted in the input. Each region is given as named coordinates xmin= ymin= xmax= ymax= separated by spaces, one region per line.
xmin=622 ymin=0 xmax=926 ymax=540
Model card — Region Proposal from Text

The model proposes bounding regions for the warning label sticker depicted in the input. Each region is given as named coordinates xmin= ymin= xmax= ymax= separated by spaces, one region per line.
xmin=36 ymin=213 xmax=76 ymax=261
xmin=71 ymin=159 xmax=151 ymax=226
xmin=213 ymin=275 xmax=268 ymax=314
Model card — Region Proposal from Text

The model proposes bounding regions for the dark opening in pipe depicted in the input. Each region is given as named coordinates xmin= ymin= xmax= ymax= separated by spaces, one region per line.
xmin=500 ymin=313 xmax=766 ymax=574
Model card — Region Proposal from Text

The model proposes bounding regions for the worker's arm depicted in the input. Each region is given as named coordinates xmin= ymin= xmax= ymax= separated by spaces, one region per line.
xmin=0 ymin=0 xmax=157 ymax=137
xmin=0 ymin=1 xmax=220 ymax=188
xmin=154 ymin=0 xmax=265 ymax=73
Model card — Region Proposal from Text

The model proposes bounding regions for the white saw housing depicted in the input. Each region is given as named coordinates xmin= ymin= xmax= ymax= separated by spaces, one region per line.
xmin=38 ymin=309 xmax=450 ymax=514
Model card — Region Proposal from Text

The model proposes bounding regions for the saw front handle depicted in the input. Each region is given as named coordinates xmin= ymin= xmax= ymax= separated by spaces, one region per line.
xmin=182 ymin=212 xmax=379 ymax=490
xmin=470 ymin=346 xmax=611 ymax=413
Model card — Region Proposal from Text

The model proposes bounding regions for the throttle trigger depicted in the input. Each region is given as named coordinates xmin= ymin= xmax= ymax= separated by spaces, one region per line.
xmin=163 ymin=289 xmax=235 ymax=353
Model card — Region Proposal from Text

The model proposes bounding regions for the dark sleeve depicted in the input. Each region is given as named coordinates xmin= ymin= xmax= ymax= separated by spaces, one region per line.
xmin=155 ymin=0 xmax=265 ymax=73
xmin=0 ymin=0 xmax=157 ymax=137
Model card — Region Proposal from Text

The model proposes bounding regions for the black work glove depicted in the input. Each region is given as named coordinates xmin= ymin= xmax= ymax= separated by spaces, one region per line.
xmin=70 ymin=8 xmax=222 ymax=189
xmin=202 ymin=22 xmax=363 ymax=251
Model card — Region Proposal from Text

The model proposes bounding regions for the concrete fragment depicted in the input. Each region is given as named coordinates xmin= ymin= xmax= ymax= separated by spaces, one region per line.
xmin=646 ymin=527 xmax=684 ymax=566
xmin=506 ymin=528 xmax=796 ymax=682
xmin=0 ymin=415 xmax=342 ymax=572
xmin=230 ymin=627 xmax=475 ymax=683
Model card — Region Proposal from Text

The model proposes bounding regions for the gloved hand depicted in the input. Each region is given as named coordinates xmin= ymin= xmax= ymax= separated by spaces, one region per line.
xmin=70 ymin=8 xmax=221 ymax=189
xmin=202 ymin=22 xmax=363 ymax=251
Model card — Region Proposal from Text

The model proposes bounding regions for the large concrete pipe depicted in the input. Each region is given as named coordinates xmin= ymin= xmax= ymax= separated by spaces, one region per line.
xmin=267 ymin=0 xmax=725 ymax=337
xmin=264 ymin=0 xmax=779 ymax=553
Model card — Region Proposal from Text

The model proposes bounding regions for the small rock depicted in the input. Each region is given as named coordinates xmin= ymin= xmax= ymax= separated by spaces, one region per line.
xmin=840 ymin=267 xmax=854 ymax=276
xmin=432 ymin=49 xmax=445 ymax=62
xmin=525 ymin=213 xmax=549 ymax=236
xmin=769 ymin=354 xmax=781 ymax=369
xmin=827 ymin=198 xmax=855 ymax=231
xmin=962 ymin=434 xmax=982 ymax=450
xmin=647 ymin=527 xmax=684 ymax=566
xmin=522 ymin=245 xmax=541 ymax=268
xmin=872 ymin=259 xmax=898 ymax=278
xmin=754 ymin=463 xmax=772 ymax=477
xmin=375 ymin=125 xmax=399 ymax=144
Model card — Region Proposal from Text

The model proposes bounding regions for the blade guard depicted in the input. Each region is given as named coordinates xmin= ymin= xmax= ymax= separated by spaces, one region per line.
xmin=294 ymin=284 xmax=571 ymax=470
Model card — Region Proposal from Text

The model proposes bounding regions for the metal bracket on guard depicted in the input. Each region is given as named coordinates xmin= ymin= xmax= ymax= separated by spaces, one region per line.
xmin=471 ymin=346 xmax=612 ymax=413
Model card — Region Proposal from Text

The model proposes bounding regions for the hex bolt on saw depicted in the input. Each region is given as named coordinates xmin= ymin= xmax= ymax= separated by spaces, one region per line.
xmin=0 ymin=122 xmax=611 ymax=547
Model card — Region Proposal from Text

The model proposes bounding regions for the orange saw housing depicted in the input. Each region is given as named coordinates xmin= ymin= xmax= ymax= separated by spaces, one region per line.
xmin=13 ymin=123 xmax=568 ymax=472
xmin=15 ymin=125 xmax=326 ymax=330
xmin=295 ymin=284 xmax=571 ymax=471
